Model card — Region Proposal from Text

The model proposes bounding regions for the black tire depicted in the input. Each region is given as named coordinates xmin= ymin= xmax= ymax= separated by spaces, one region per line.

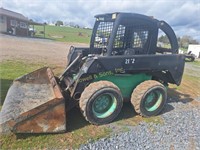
xmin=79 ymin=81 xmax=123 ymax=125
xmin=131 ymin=80 xmax=167 ymax=117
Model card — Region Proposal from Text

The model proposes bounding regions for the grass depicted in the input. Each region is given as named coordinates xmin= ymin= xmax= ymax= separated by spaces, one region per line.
xmin=34 ymin=25 xmax=92 ymax=43
xmin=0 ymin=59 xmax=65 ymax=105
xmin=169 ymin=60 xmax=200 ymax=101
xmin=191 ymin=60 xmax=200 ymax=66
xmin=0 ymin=60 xmax=46 ymax=105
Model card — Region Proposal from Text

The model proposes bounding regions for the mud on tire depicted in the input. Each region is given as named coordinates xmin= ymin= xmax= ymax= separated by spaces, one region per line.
xmin=79 ymin=81 xmax=123 ymax=125
xmin=131 ymin=80 xmax=167 ymax=117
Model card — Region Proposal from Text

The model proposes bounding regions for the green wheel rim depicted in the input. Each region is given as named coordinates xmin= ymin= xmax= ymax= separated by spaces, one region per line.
xmin=92 ymin=93 xmax=117 ymax=118
xmin=144 ymin=90 xmax=163 ymax=112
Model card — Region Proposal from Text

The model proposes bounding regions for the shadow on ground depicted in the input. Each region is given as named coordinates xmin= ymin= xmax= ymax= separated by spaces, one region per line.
xmin=168 ymin=88 xmax=194 ymax=104
xmin=0 ymin=79 xmax=13 ymax=106
xmin=161 ymin=87 xmax=195 ymax=115
xmin=116 ymin=102 xmax=137 ymax=121
xmin=67 ymin=107 xmax=89 ymax=132
xmin=67 ymin=102 xmax=137 ymax=131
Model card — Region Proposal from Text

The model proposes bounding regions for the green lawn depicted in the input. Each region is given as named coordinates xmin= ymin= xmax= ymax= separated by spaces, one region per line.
xmin=0 ymin=60 xmax=46 ymax=105
xmin=34 ymin=25 xmax=92 ymax=43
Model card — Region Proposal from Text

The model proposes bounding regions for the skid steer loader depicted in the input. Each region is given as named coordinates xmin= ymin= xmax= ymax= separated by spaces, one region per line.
xmin=0 ymin=12 xmax=185 ymax=133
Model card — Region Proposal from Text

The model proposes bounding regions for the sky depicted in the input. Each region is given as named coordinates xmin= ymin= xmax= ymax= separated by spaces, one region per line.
xmin=1 ymin=0 xmax=200 ymax=41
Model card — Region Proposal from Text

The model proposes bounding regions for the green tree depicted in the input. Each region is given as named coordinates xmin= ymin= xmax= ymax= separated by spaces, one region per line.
xmin=179 ymin=35 xmax=199 ymax=49
xmin=158 ymin=35 xmax=169 ymax=44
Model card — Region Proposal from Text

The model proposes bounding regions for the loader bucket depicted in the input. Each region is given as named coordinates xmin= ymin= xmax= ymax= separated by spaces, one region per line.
xmin=0 ymin=67 xmax=66 ymax=133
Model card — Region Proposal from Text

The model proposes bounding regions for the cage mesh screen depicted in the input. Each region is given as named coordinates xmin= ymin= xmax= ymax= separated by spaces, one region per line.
xmin=113 ymin=25 xmax=125 ymax=48
xmin=132 ymin=29 xmax=149 ymax=48
xmin=94 ymin=22 xmax=114 ymax=48
xmin=113 ymin=25 xmax=149 ymax=49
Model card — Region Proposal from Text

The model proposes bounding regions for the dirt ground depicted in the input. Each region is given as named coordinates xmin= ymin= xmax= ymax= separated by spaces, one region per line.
xmin=0 ymin=34 xmax=88 ymax=67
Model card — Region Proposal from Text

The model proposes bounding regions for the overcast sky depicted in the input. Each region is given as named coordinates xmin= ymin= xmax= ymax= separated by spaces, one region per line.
xmin=1 ymin=0 xmax=200 ymax=41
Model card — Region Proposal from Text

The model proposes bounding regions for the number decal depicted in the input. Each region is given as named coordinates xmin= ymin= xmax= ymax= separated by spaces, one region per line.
xmin=125 ymin=58 xmax=135 ymax=64
xmin=125 ymin=59 xmax=130 ymax=64
xmin=132 ymin=58 xmax=135 ymax=64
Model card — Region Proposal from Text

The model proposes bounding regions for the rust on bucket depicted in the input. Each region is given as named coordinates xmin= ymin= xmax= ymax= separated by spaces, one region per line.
xmin=0 ymin=67 xmax=67 ymax=133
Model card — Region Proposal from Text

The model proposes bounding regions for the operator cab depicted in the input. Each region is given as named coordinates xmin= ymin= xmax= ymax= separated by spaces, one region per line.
xmin=90 ymin=12 xmax=178 ymax=56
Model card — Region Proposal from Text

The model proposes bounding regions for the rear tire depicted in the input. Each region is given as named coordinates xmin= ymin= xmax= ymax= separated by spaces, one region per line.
xmin=131 ymin=80 xmax=167 ymax=117
xmin=79 ymin=81 xmax=123 ymax=125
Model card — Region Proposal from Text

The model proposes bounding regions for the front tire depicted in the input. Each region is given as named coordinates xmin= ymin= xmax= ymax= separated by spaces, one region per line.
xmin=79 ymin=81 xmax=123 ymax=125
xmin=131 ymin=80 xmax=167 ymax=117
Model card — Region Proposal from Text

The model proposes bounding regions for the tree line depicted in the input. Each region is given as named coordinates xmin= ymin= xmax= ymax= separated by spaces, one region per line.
xmin=55 ymin=20 xmax=80 ymax=28
xmin=158 ymin=35 xmax=199 ymax=49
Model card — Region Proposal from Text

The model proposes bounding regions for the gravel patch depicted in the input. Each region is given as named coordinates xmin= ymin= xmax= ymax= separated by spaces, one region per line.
xmin=79 ymin=98 xmax=200 ymax=150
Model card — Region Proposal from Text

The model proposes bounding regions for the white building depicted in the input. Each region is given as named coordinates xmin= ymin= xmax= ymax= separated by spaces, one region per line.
xmin=188 ymin=44 xmax=200 ymax=58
